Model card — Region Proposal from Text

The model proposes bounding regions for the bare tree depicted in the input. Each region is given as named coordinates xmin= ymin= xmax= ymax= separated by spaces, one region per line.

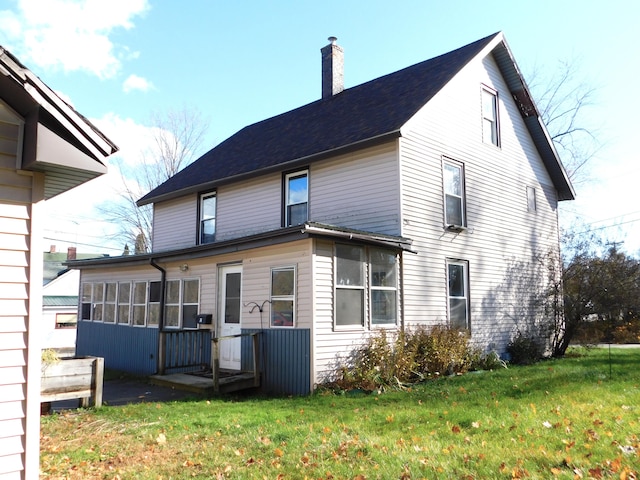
xmin=102 ymin=106 xmax=210 ymax=253
xmin=527 ymin=59 xmax=600 ymax=185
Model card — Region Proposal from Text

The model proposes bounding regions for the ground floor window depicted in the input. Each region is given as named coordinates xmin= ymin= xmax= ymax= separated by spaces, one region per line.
xmin=55 ymin=313 xmax=77 ymax=329
xmin=334 ymin=244 xmax=399 ymax=329
xmin=270 ymin=266 xmax=295 ymax=327
xmin=447 ymin=259 xmax=470 ymax=330
xmin=81 ymin=278 xmax=200 ymax=329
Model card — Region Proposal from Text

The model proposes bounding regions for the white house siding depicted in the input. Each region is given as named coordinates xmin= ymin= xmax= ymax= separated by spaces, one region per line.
xmin=310 ymin=239 xmax=383 ymax=385
xmin=311 ymin=142 xmax=401 ymax=235
xmin=0 ymin=152 xmax=44 ymax=478
xmin=215 ymin=175 xmax=282 ymax=242
xmin=151 ymin=144 xmax=400 ymax=252
xmin=151 ymin=194 xmax=198 ymax=252
xmin=399 ymin=53 xmax=561 ymax=351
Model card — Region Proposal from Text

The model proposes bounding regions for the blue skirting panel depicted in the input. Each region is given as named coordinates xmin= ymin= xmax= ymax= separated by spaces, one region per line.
xmin=242 ymin=328 xmax=311 ymax=396
xmin=76 ymin=320 xmax=158 ymax=375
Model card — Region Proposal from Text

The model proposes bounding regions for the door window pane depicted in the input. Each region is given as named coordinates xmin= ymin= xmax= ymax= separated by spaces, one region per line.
xmin=224 ymin=272 xmax=241 ymax=324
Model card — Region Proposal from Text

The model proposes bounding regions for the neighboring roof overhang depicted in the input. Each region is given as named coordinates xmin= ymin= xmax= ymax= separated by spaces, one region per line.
xmin=488 ymin=36 xmax=575 ymax=201
xmin=0 ymin=46 xmax=118 ymax=199
xmin=66 ymin=222 xmax=415 ymax=270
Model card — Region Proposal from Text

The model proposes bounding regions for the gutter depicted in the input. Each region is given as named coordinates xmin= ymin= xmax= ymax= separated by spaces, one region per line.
xmin=150 ymin=258 xmax=167 ymax=375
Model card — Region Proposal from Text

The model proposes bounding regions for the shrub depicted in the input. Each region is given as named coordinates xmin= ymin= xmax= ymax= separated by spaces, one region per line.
xmin=507 ymin=332 xmax=544 ymax=365
xmin=611 ymin=319 xmax=640 ymax=344
xmin=331 ymin=325 xmax=499 ymax=392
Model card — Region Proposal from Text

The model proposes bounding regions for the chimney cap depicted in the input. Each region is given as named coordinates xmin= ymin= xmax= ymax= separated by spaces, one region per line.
xmin=328 ymin=36 xmax=337 ymax=44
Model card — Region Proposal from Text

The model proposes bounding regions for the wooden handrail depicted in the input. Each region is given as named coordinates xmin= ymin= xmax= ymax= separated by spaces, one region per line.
xmin=211 ymin=332 xmax=260 ymax=393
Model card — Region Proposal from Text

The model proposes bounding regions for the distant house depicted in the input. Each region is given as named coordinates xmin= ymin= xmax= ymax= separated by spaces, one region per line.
xmin=0 ymin=47 xmax=117 ymax=478
xmin=42 ymin=247 xmax=106 ymax=355
xmin=70 ymin=32 xmax=574 ymax=395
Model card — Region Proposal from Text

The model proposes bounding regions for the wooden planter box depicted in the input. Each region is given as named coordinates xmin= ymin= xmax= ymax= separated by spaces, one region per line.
xmin=41 ymin=356 xmax=104 ymax=408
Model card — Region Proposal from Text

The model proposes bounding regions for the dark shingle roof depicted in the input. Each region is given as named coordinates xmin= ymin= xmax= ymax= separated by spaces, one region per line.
xmin=138 ymin=33 xmax=500 ymax=206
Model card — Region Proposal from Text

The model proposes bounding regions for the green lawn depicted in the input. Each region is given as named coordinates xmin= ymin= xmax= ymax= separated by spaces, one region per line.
xmin=40 ymin=347 xmax=639 ymax=479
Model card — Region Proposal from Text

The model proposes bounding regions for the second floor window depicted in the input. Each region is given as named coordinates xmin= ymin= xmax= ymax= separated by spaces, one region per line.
xmin=443 ymin=160 xmax=466 ymax=227
xmin=199 ymin=192 xmax=216 ymax=244
xmin=285 ymin=170 xmax=308 ymax=226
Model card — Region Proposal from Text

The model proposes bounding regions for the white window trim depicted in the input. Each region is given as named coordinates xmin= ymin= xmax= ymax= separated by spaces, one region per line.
xmin=270 ymin=265 xmax=296 ymax=328
xmin=284 ymin=169 xmax=309 ymax=227
xmin=182 ymin=278 xmax=201 ymax=329
xmin=442 ymin=157 xmax=467 ymax=229
xmin=446 ymin=259 xmax=470 ymax=330
xmin=132 ymin=281 xmax=148 ymax=327
xmin=199 ymin=191 xmax=216 ymax=244
xmin=481 ymin=85 xmax=500 ymax=147
xmin=117 ymin=281 xmax=131 ymax=325
xmin=527 ymin=186 xmax=537 ymax=213
xmin=333 ymin=245 xmax=399 ymax=330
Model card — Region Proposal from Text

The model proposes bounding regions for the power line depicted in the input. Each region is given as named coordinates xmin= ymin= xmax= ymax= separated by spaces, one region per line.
xmin=43 ymin=237 xmax=123 ymax=252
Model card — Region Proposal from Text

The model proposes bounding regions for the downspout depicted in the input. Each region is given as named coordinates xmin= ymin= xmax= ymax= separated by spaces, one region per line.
xmin=150 ymin=258 xmax=166 ymax=374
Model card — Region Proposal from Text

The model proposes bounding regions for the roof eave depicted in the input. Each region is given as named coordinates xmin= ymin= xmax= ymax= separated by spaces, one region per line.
xmin=137 ymin=130 xmax=402 ymax=207
xmin=489 ymin=39 xmax=575 ymax=201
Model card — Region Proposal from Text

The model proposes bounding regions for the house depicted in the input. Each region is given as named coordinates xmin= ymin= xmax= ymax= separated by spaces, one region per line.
xmin=42 ymin=247 xmax=107 ymax=356
xmin=70 ymin=32 xmax=574 ymax=396
xmin=0 ymin=47 xmax=117 ymax=478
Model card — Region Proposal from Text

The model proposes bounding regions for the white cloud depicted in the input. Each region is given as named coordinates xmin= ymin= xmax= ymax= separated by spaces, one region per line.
xmin=123 ymin=74 xmax=154 ymax=93
xmin=0 ymin=0 xmax=149 ymax=79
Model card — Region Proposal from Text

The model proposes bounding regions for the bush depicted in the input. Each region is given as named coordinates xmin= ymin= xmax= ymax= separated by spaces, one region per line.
xmin=612 ymin=319 xmax=640 ymax=343
xmin=331 ymin=325 xmax=500 ymax=392
xmin=507 ymin=332 xmax=544 ymax=365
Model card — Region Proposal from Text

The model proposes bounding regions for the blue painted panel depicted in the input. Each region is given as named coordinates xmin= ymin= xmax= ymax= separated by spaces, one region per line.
xmin=163 ymin=330 xmax=212 ymax=374
xmin=76 ymin=320 xmax=158 ymax=375
xmin=242 ymin=329 xmax=311 ymax=396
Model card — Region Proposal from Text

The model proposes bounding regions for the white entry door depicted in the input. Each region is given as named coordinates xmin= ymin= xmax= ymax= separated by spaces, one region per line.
xmin=219 ymin=264 xmax=242 ymax=370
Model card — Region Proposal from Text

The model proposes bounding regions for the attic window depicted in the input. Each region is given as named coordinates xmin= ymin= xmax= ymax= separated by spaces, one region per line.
xmin=482 ymin=86 xmax=499 ymax=146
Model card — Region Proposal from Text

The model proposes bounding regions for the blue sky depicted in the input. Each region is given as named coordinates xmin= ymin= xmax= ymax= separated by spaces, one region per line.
xmin=1 ymin=0 xmax=638 ymax=255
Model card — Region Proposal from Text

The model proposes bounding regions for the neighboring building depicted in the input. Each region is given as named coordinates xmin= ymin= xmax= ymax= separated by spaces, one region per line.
xmin=42 ymin=247 xmax=106 ymax=355
xmin=70 ymin=32 xmax=574 ymax=395
xmin=0 ymin=47 xmax=117 ymax=479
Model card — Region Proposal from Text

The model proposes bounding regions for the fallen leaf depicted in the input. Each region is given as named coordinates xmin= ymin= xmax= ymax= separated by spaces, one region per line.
xmin=156 ymin=433 xmax=166 ymax=444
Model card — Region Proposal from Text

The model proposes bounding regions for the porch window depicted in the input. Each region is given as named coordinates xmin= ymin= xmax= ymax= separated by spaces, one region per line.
xmin=104 ymin=282 xmax=117 ymax=323
xmin=117 ymin=281 xmax=131 ymax=324
xmin=148 ymin=281 xmax=161 ymax=327
xmin=447 ymin=260 xmax=470 ymax=330
xmin=55 ymin=313 xmax=77 ymax=329
xmin=91 ymin=283 xmax=103 ymax=321
xmin=182 ymin=279 xmax=200 ymax=329
xmin=370 ymin=249 xmax=398 ymax=325
xmin=335 ymin=244 xmax=365 ymax=327
xmin=270 ymin=266 xmax=295 ymax=327
xmin=81 ymin=283 xmax=92 ymax=320
xmin=132 ymin=281 xmax=147 ymax=326
xmin=482 ymin=86 xmax=499 ymax=146
xmin=164 ymin=280 xmax=180 ymax=328
xmin=443 ymin=159 xmax=466 ymax=228
xmin=284 ymin=170 xmax=308 ymax=226
xmin=199 ymin=192 xmax=216 ymax=244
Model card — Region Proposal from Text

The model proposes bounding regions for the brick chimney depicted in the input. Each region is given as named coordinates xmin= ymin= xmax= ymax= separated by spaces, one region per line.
xmin=321 ymin=36 xmax=344 ymax=99
xmin=67 ymin=246 xmax=77 ymax=261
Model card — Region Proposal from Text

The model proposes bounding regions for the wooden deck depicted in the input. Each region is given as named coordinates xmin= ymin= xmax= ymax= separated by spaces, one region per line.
xmin=149 ymin=370 xmax=260 ymax=395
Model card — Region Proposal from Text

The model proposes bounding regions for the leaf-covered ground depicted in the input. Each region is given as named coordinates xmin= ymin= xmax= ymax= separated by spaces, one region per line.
xmin=40 ymin=347 xmax=639 ymax=479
